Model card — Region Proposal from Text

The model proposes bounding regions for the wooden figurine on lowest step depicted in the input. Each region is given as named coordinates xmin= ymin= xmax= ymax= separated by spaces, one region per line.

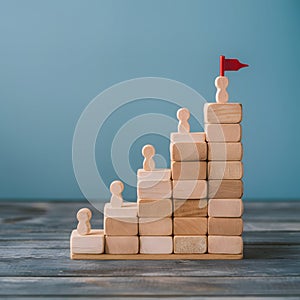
xmin=70 ymin=208 xmax=104 ymax=255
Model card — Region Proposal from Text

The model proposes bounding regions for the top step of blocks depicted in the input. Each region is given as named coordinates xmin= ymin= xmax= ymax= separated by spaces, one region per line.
xmin=204 ymin=103 xmax=242 ymax=124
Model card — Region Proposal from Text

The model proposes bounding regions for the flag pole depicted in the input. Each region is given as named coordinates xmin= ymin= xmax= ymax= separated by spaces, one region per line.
xmin=220 ymin=55 xmax=225 ymax=77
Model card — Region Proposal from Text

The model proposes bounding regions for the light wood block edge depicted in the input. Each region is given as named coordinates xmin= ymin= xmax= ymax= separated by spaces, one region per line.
xmin=71 ymin=252 xmax=243 ymax=260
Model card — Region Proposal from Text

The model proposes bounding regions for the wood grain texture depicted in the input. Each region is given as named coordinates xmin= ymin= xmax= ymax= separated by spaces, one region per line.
xmin=172 ymin=161 xmax=207 ymax=180
xmin=204 ymin=103 xmax=242 ymax=124
xmin=105 ymin=236 xmax=139 ymax=254
xmin=205 ymin=124 xmax=241 ymax=142
xmin=170 ymin=132 xmax=206 ymax=143
xmin=70 ymin=229 xmax=104 ymax=254
xmin=104 ymin=217 xmax=138 ymax=236
xmin=208 ymin=142 xmax=243 ymax=161
xmin=208 ymin=161 xmax=243 ymax=180
xmin=138 ymin=198 xmax=172 ymax=217
xmin=170 ymin=142 xmax=207 ymax=161
xmin=174 ymin=236 xmax=207 ymax=254
xmin=139 ymin=236 xmax=173 ymax=254
xmin=104 ymin=202 xmax=138 ymax=218
xmin=137 ymin=180 xmax=172 ymax=199
xmin=173 ymin=199 xmax=208 ymax=217
xmin=208 ymin=180 xmax=243 ymax=199
xmin=208 ymin=236 xmax=243 ymax=254
xmin=139 ymin=217 xmax=172 ymax=236
xmin=208 ymin=198 xmax=243 ymax=217
xmin=137 ymin=168 xmax=171 ymax=181
xmin=1 ymin=201 xmax=300 ymax=298
xmin=71 ymin=253 xmax=242 ymax=260
xmin=173 ymin=180 xmax=207 ymax=199
xmin=208 ymin=217 xmax=243 ymax=236
xmin=173 ymin=217 xmax=207 ymax=235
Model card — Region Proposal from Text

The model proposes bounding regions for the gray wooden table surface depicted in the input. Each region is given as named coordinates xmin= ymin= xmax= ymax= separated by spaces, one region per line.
xmin=1 ymin=201 xmax=300 ymax=299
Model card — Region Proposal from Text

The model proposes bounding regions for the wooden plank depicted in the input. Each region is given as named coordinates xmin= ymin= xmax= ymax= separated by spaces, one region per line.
xmin=71 ymin=253 xmax=243 ymax=260
xmin=1 ymin=276 xmax=300 ymax=296
xmin=1 ymin=245 xmax=300 ymax=277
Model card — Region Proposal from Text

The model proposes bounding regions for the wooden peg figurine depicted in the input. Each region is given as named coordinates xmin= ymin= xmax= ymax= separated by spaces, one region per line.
xmin=177 ymin=108 xmax=190 ymax=133
xmin=76 ymin=208 xmax=92 ymax=235
xmin=215 ymin=76 xmax=229 ymax=103
xmin=142 ymin=144 xmax=155 ymax=171
xmin=110 ymin=180 xmax=124 ymax=208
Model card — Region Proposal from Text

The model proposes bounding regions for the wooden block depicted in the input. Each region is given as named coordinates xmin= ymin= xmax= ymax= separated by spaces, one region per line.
xmin=208 ymin=198 xmax=243 ymax=217
xmin=137 ymin=169 xmax=171 ymax=181
xmin=139 ymin=217 xmax=172 ymax=236
xmin=208 ymin=236 xmax=243 ymax=254
xmin=208 ymin=217 xmax=243 ymax=236
xmin=104 ymin=202 xmax=137 ymax=218
xmin=105 ymin=236 xmax=139 ymax=254
xmin=138 ymin=198 xmax=172 ymax=218
xmin=139 ymin=236 xmax=173 ymax=254
xmin=170 ymin=142 xmax=207 ymax=161
xmin=173 ymin=199 xmax=208 ymax=217
xmin=208 ymin=142 xmax=243 ymax=161
xmin=208 ymin=180 xmax=243 ymax=199
xmin=137 ymin=180 xmax=172 ymax=199
xmin=173 ymin=180 xmax=207 ymax=199
xmin=70 ymin=229 xmax=104 ymax=254
xmin=208 ymin=161 xmax=243 ymax=180
xmin=205 ymin=124 xmax=241 ymax=142
xmin=171 ymin=161 xmax=207 ymax=180
xmin=104 ymin=217 xmax=138 ymax=236
xmin=204 ymin=103 xmax=242 ymax=124
xmin=173 ymin=217 xmax=207 ymax=235
xmin=174 ymin=236 xmax=207 ymax=254
xmin=170 ymin=132 xmax=206 ymax=143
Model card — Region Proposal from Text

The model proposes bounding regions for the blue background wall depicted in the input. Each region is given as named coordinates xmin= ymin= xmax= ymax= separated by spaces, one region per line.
xmin=0 ymin=0 xmax=299 ymax=201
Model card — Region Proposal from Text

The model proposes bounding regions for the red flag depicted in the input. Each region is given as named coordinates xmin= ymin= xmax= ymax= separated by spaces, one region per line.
xmin=220 ymin=55 xmax=248 ymax=76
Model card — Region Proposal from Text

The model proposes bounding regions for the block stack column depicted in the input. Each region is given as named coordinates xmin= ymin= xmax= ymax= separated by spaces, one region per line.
xmin=137 ymin=145 xmax=173 ymax=254
xmin=171 ymin=108 xmax=208 ymax=254
xmin=103 ymin=181 xmax=139 ymax=254
xmin=204 ymin=103 xmax=244 ymax=255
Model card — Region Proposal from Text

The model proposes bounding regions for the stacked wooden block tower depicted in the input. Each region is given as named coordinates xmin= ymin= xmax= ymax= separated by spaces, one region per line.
xmin=70 ymin=106 xmax=244 ymax=259
xmin=171 ymin=108 xmax=208 ymax=254
xmin=70 ymin=60 xmax=247 ymax=259
xmin=205 ymin=102 xmax=244 ymax=254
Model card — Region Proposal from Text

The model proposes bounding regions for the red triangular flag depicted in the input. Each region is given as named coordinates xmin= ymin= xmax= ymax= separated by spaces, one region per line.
xmin=220 ymin=55 xmax=248 ymax=76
